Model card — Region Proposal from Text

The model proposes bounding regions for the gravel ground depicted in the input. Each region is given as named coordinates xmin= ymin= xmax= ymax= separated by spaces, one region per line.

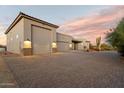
xmin=0 ymin=57 xmax=18 ymax=88
xmin=3 ymin=51 xmax=124 ymax=88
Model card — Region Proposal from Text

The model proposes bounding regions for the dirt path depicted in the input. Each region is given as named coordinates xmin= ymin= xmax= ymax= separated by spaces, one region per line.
xmin=0 ymin=57 xmax=18 ymax=88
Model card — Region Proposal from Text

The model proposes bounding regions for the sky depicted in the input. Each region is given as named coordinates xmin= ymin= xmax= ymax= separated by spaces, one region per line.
xmin=0 ymin=5 xmax=124 ymax=45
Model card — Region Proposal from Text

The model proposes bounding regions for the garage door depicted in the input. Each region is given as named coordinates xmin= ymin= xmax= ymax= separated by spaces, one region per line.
xmin=32 ymin=26 xmax=52 ymax=54
xmin=57 ymin=42 xmax=69 ymax=52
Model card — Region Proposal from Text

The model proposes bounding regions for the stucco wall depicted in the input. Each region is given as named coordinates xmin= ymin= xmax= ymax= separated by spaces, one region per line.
xmin=57 ymin=33 xmax=72 ymax=51
xmin=77 ymin=43 xmax=84 ymax=50
xmin=57 ymin=33 xmax=72 ymax=43
xmin=77 ymin=41 xmax=90 ymax=50
xmin=24 ymin=18 xmax=56 ymax=42
xmin=7 ymin=18 xmax=24 ymax=54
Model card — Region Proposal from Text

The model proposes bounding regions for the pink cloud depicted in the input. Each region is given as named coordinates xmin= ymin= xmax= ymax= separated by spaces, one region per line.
xmin=57 ymin=6 xmax=124 ymax=45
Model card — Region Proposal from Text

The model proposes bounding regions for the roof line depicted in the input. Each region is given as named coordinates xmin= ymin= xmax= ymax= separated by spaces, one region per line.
xmin=57 ymin=32 xmax=73 ymax=37
xmin=5 ymin=12 xmax=59 ymax=34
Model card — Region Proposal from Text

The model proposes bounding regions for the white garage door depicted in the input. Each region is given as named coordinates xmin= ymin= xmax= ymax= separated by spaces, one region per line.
xmin=57 ymin=42 xmax=69 ymax=52
xmin=32 ymin=26 xmax=52 ymax=54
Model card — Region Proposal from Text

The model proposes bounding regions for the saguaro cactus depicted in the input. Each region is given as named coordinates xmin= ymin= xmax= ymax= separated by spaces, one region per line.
xmin=96 ymin=37 xmax=101 ymax=51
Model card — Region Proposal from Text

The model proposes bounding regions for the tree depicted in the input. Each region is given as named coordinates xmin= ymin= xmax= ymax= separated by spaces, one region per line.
xmin=96 ymin=37 xmax=101 ymax=51
xmin=106 ymin=18 xmax=124 ymax=56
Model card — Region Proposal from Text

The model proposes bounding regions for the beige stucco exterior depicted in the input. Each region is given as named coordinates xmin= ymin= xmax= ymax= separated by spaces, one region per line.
xmin=56 ymin=33 xmax=72 ymax=52
xmin=23 ymin=18 xmax=56 ymax=42
xmin=6 ymin=12 xmax=90 ymax=55
xmin=7 ymin=18 xmax=24 ymax=54
xmin=71 ymin=39 xmax=90 ymax=51
xmin=6 ymin=12 xmax=58 ymax=55
xmin=23 ymin=18 xmax=57 ymax=54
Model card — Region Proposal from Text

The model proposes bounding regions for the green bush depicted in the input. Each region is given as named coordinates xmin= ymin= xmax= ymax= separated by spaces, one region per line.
xmin=100 ymin=43 xmax=114 ymax=51
xmin=107 ymin=18 xmax=124 ymax=56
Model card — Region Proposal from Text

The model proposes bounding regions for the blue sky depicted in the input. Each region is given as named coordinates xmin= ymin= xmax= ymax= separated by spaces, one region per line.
xmin=0 ymin=5 xmax=110 ymax=25
xmin=0 ymin=5 xmax=124 ymax=45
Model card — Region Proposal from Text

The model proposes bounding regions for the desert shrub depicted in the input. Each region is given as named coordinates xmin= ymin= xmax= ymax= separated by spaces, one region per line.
xmin=107 ymin=18 xmax=124 ymax=56
xmin=100 ymin=43 xmax=114 ymax=51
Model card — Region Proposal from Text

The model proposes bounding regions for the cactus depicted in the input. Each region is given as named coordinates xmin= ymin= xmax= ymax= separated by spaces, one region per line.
xmin=96 ymin=37 xmax=101 ymax=51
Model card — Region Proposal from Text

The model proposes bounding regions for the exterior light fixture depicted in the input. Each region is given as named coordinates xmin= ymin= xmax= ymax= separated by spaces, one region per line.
xmin=24 ymin=38 xmax=31 ymax=48
xmin=16 ymin=34 xmax=19 ymax=39
xmin=52 ymin=42 xmax=57 ymax=48
xmin=69 ymin=43 xmax=72 ymax=48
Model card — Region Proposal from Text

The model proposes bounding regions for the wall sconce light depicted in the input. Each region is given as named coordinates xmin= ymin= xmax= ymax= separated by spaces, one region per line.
xmin=24 ymin=38 xmax=31 ymax=48
xmin=52 ymin=42 xmax=57 ymax=48
xmin=69 ymin=43 xmax=72 ymax=48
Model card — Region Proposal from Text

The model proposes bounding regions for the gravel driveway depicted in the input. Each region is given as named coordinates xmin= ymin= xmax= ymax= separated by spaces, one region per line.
xmin=3 ymin=51 xmax=124 ymax=88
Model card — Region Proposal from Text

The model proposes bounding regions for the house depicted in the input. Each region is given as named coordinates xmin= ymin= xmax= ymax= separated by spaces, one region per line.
xmin=5 ymin=12 xmax=89 ymax=55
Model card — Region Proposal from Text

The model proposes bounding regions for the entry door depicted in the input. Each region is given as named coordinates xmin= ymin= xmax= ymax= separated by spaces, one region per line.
xmin=32 ymin=26 xmax=52 ymax=54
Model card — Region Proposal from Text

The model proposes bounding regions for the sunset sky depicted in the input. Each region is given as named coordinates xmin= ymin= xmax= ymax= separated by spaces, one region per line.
xmin=0 ymin=5 xmax=124 ymax=45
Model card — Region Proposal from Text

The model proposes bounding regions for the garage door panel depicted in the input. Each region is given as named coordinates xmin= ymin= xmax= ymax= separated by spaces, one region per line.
xmin=57 ymin=42 xmax=69 ymax=52
xmin=33 ymin=44 xmax=51 ymax=54
xmin=32 ymin=26 xmax=52 ymax=54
